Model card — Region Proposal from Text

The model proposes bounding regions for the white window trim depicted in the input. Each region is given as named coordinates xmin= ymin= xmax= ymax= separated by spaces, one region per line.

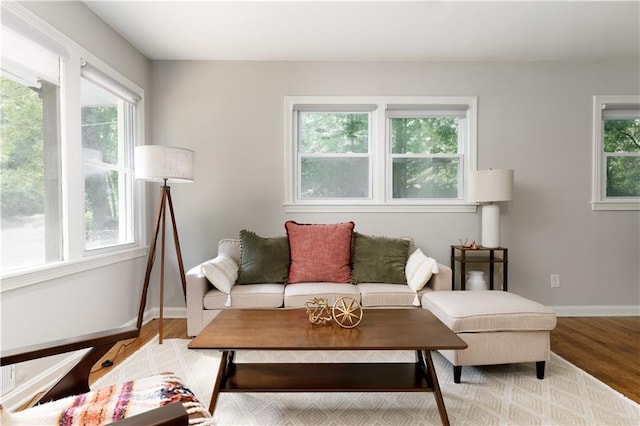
xmin=0 ymin=2 xmax=147 ymax=290
xmin=591 ymin=95 xmax=640 ymax=211
xmin=284 ymin=96 xmax=477 ymax=213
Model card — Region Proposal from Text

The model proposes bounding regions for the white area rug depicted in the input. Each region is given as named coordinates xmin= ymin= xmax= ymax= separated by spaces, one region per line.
xmin=94 ymin=338 xmax=639 ymax=425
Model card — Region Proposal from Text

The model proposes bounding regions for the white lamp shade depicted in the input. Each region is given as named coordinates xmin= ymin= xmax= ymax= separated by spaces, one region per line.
xmin=135 ymin=145 xmax=194 ymax=183
xmin=469 ymin=169 xmax=514 ymax=203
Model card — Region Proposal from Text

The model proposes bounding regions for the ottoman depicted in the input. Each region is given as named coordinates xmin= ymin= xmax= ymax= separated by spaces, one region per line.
xmin=422 ymin=291 xmax=557 ymax=383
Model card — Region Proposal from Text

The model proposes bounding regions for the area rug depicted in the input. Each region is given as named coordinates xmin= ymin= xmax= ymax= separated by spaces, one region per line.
xmin=94 ymin=338 xmax=640 ymax=425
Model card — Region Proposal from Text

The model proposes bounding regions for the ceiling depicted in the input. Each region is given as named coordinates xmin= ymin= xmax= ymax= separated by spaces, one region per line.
xmin=83 ymin=1 xmax=640 ymax=62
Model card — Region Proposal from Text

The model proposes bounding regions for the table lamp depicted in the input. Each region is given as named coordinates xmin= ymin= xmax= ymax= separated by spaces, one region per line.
xmin=135 ymin=145 xmax=194 ymax=343
xmin=469 ymin=169 xmax=514 ymax=248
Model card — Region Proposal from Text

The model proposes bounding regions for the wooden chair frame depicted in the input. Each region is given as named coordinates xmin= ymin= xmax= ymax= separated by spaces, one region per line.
xmin=1 ymin=325 xmax=188 ymax=425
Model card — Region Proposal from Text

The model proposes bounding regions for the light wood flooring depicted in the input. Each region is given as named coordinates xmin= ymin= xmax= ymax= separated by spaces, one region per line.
xmin=89 ymin=316 xmax=640 ymax=404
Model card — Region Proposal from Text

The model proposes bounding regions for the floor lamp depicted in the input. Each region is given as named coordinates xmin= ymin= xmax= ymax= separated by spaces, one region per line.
xmin=135 ymin=145 xmax=195 ymax=344
xmin=469 ymin=169 xmax=514 ymax=248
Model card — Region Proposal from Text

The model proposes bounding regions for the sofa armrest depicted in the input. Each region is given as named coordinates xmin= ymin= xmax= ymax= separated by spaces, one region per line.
xmin=186 ymin=261 xmax=211 ymax=336
xmin=427 ymin=263 xmax=452 ymax=292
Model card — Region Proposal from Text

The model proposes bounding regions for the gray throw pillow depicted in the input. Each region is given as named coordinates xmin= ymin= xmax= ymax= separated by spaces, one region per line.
xmin=351 ymin=232 xmax=410 ymax=284
xmin=236 ymin=229 xmax=290 ymax=284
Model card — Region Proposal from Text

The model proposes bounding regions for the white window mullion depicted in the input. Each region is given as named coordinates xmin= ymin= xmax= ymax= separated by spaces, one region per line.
xmin=61 ymin=55 xmax=85 ymax=261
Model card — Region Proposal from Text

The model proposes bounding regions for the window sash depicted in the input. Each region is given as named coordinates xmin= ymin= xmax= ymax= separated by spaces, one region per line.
xmin=295 ymin=109 xmax=373 ymax=200
xmin=81 ymin=84 xmax=136 ymax=250
xmin=591 ymin=95 xmax=640 ymax=210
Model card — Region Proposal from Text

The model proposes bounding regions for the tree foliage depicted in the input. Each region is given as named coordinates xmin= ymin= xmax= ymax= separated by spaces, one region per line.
xmin=391 ymin=117 xmax=459 ymax=198
xmin=604 ymin=119 xmax=640 ymax=197
xmin=82 ymin=104 xmax=119 ymax=243
xmin=298 ymin=112 xmax=462 ymax=199
xmin=0 ymin=77 xmax=44 ymax=217
xmin=300 ymin=112 xmax=368 ymax=153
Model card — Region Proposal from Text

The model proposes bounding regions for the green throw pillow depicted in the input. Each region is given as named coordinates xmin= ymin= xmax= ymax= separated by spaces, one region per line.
xmin=236 ymin=230 xmax=290 ymax=284
xmin=351 ymin=232 xmax=410 ymax=284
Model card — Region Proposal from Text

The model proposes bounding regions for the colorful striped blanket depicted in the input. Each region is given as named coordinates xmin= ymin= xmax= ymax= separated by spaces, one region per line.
xmin=1 ymin=373 xmax=214 ymax=425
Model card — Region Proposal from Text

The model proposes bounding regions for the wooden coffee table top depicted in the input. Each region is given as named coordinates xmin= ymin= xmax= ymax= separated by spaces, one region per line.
xmin=189 ymin=308 xmax=467 ymax=351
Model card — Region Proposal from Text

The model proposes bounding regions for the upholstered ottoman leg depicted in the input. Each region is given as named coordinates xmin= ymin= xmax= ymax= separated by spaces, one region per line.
xmin=536 ymin=361 xmax=546 ymax=379
xmin=453 ymin=366 xmax=462 ymax=383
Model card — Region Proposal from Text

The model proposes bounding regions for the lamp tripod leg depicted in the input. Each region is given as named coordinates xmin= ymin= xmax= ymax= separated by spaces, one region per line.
xmin=137 ymin=188 xmax=166 ymax=331
xmin=165 ymin=188 xmax=187 ymax=298
xmin=137 ymin=185 xmax=187 ymax=345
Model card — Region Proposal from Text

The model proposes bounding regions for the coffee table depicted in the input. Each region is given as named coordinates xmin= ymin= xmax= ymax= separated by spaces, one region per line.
xmin=188 ymin=308 xmax=467 ymax=426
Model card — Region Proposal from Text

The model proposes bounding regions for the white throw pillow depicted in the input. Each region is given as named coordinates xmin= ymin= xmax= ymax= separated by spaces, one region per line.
xmin=201 ymin=254 xmax=238 ymax=295
xmin=405 ymin=248 xmax=439 ymax=292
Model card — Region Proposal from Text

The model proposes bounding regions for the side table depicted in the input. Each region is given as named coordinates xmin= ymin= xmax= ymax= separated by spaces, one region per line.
xmin=450 ymin=245 xmax=508 ymax=291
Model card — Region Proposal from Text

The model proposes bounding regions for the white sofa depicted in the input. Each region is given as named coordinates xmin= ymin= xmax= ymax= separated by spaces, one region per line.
xmin=186 ymin=238 xmax=451 ymax=336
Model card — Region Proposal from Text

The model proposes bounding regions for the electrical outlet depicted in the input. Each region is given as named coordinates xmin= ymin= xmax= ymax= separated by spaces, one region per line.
xmin=550 ymin=274 xmax=560 ymax=288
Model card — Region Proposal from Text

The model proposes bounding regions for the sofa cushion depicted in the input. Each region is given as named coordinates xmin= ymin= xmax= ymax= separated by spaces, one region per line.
xmin=351 ymin=233 xmax=410 ymax=284
xmin=203 ymin=284 xmax=284 ymax=309
xmin=237 ymin=230 xmax=290 ymax=284
xmin=285 ymin=221 xmax=355 ymax=283
xmin=357 ymin=283 xmax=419 ymax=307
xmin=405 ymin=248 xmax=439 ymax=292
xmin=283 ymin=282 xmax=360 ymax=308
xmin=422 ymin=291 xmax=557 ymax=333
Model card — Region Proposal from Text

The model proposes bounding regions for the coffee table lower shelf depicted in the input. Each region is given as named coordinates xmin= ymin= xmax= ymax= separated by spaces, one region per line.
xmin=223 ymin=362 xmax=432 ymax=392
xmin=209 ymin=350 xmax=451 ymax=425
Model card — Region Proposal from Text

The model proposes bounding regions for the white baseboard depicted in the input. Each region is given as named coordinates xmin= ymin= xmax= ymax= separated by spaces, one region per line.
xmin=550 ymin=305 xmax=640 ymax=317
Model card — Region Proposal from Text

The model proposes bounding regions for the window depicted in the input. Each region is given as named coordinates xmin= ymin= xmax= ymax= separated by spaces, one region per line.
xmin=285 ymin=97 xmax=476 ymax=212
xmin=81 ymin=67 xmax=138 ymax=250
xmin=1 ymin=4 xmax=144 ymax=283
xmin=388 ymin=106 xmax=468 ymax=200
xmin=592 ymin=95 xmax=640 ymax=210
xmin=296 ymin=105 xmax=374 ymax=200
xmin=1 ymin=24 xmax=63 ymax=272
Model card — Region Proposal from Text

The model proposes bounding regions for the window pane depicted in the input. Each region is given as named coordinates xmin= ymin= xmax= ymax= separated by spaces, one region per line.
xmin=606 ymin=156 xmax=640 ymax=197
xmin=299 ymin=112 xmax=368 ymax=153
xmin=391 ymin=117 xmax=458 ymax=154
xmin=84 ymin=167 xmax=122 ymax=248
xmin=1 ymin=76 xmax=61 ymax=272
xmin=81 ymin=78 xmax=119 ymax=164
xmin=392 ymin=158 xmax=459 ymax=199
xmin=604 ymin=119 xmax=640 ymax=153
xmin=301 ymin=157 xmax=369 ymax=198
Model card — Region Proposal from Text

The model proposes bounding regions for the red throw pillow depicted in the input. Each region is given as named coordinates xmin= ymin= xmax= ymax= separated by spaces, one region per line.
xmin=285 ymin=221 xmax=355 ymax=283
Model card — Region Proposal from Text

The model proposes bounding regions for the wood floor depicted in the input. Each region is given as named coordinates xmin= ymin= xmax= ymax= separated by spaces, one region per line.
xmin=89 ymin=316 xmax=640 ymax=404
xmin=550 ymin=316 xmax=640 ymax=404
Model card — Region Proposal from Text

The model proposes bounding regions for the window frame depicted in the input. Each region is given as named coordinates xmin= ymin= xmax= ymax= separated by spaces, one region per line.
xmin=284 ymin=96 xmax=477 ymax=213
xmin=591 ymin=95 xmax=640 ymax=211
xmin=1 ymin=3 xmax=147 ymax=290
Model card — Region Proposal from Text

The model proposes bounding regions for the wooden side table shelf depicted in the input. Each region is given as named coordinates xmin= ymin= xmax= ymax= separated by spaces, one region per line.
xmin=450 ymin=245 xmax=508 ymax=291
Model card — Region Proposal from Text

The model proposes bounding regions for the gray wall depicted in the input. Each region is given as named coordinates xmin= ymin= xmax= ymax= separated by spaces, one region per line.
xmin=151 ymin=60 xmax=640 ymax=311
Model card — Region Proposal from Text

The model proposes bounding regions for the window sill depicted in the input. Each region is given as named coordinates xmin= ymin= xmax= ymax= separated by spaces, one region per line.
xmin=284 ymin=203 xmax=478 ymax=214
xmin=0 ymin=246 xmax=148 ymax=293
xmin=591 ymin=201 xmax=640 ymax=211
